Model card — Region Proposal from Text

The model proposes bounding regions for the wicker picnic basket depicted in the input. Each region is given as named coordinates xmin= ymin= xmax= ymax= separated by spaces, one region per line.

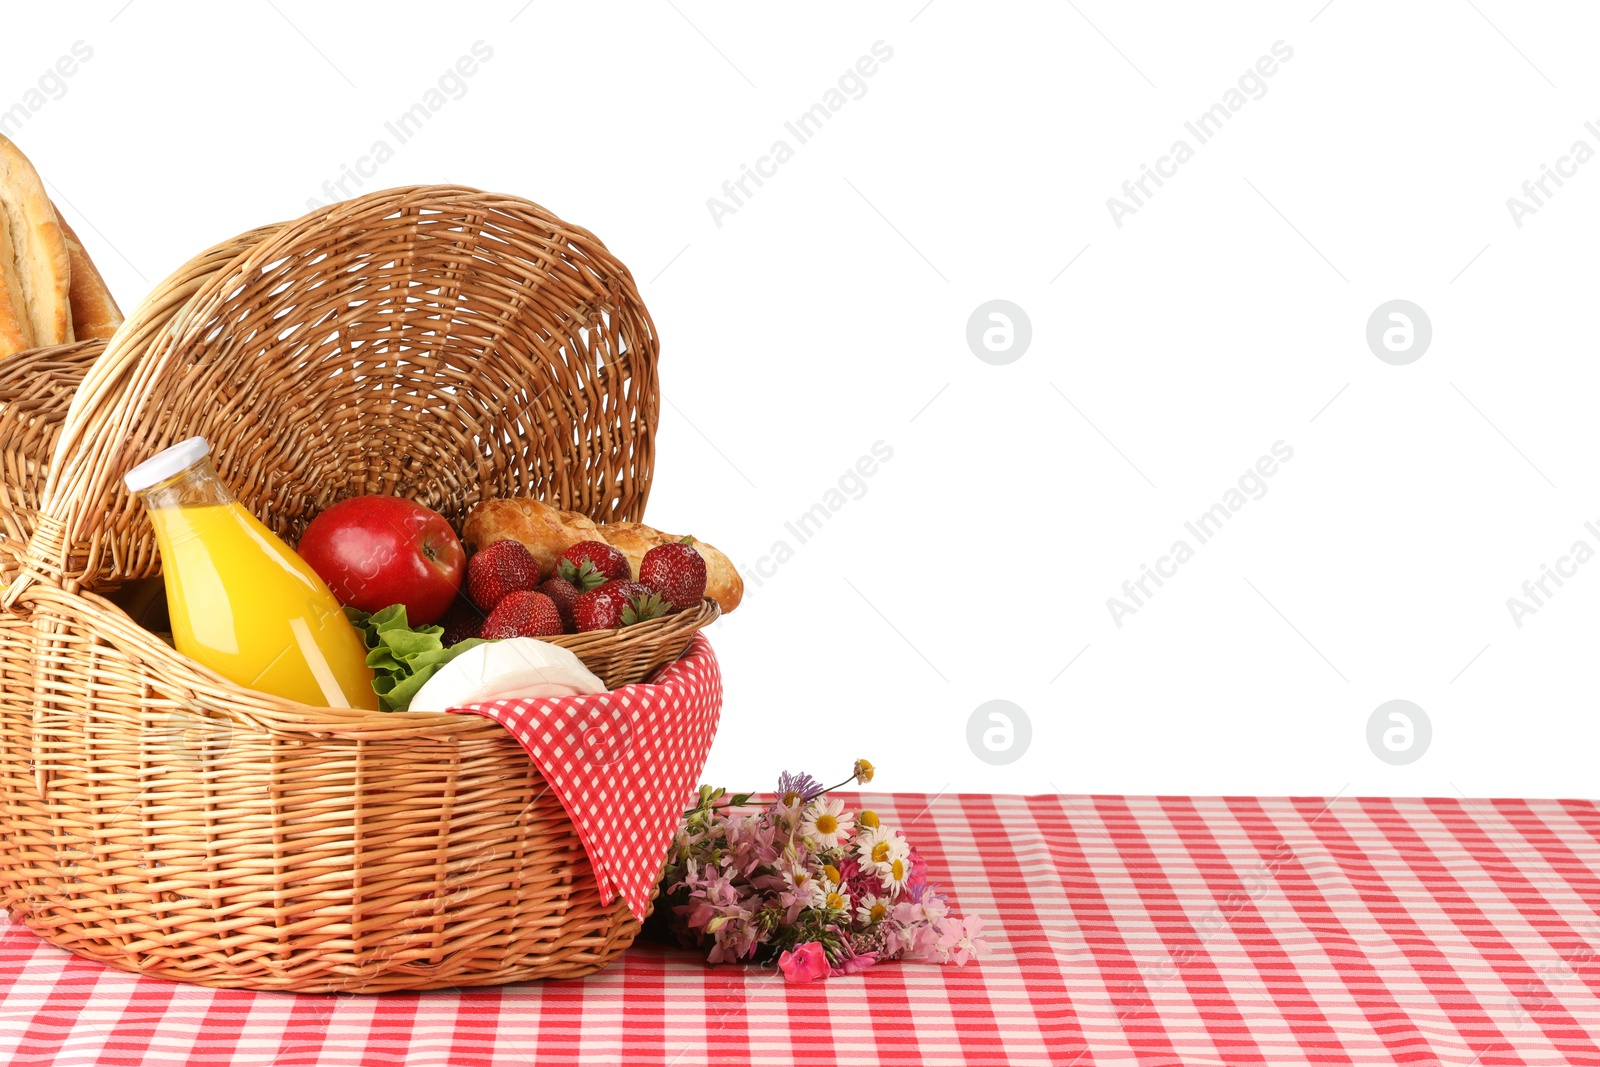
xmin=0 ymin=187 xmax=715 ymax=991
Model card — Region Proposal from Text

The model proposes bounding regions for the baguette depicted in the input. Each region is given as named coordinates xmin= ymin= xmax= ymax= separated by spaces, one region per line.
xmin=0 ymin=135 xmax=71 ymax=359
xmin=0 ymin=209 xmax=29 ymax=356
xmin=55 ymin=212 xmax=121 ymax=340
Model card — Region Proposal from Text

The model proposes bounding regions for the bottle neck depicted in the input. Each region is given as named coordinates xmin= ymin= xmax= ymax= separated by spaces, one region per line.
xmin=135 ymin=458 xmax=235 ymax=510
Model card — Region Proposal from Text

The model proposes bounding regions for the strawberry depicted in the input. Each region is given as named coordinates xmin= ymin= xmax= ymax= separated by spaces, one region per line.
xmin=467 ymin=540 xmax=541 ymax=612
xmin=619 ymin=585 xmax=670 ymax=626
xmin=538 ymin=576 xmax=582 ymax=632
xmin=439 ymin=597 xmax=487 ymax=645
xmin=558 ymin=540 xmax=631 ymax=583
xmin=480 ymin=590 xmax=565 ymax=639
xmin=639 ymin=538 xmax=707 ymax=613
xmin=553 ymin=555 xmax=609 ymax=593
xmin=572 ymin=579 xmax=668 ymax=632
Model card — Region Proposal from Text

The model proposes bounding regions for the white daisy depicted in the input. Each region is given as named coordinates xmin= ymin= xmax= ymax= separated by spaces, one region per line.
xmin=856 ymin=825 xmax=910 ymax=872
xmin=855 ymin=892 xmax=892 ymax=925
xmin=799 ymin=797 xmax=855 ymax=848
xmin=880 ymin=852 xmax=913 ymax=898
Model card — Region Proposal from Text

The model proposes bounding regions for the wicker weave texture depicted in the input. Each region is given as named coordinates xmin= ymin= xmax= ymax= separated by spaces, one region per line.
xmin=0 ymin=187 xmax=690 ymax=990
xmin=0 ymin=339 xmax=103 ymax=584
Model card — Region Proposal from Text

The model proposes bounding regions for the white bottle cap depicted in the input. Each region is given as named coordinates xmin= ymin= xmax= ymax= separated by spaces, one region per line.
xmin=123 ymin=436 xmax=212 ymax=493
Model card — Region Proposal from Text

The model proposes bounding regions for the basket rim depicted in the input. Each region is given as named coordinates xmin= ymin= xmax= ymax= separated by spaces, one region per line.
xmin=51 ymin=584 xmax=720 ymax=732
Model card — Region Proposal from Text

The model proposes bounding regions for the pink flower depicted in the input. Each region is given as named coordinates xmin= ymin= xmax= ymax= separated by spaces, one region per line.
xmin=831 ymin=951 xmax=878 ymax=977
xmin=918 ymin=884 xmax=950 ymax=923
xmin=908 ymin=849 xmax=929 ymax=893
xmin=936 ymin=913 xmax=989 ymax=966
xmin=706 ymin=907 xmax=759 ymax=964
xmin=871 ymin=912 xmax=910 ymax=957
xmin=903 ymin=921 xmax=943 ymax=960
xmin=778 ymin=941 xmax=830 ymax=983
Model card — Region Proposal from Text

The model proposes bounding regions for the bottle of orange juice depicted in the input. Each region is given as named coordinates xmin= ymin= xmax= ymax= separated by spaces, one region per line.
xmin=123 ymin=437 xmax=379 ymax=710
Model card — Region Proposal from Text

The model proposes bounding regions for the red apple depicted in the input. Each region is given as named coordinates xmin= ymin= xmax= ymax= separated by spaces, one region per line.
xmin=298 ymin=496 xmax=465 ymax=625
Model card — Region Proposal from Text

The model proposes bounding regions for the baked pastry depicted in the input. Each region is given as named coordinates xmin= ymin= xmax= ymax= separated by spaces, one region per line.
xmin=0 ymin=205 xmax=28 ymax=357
xmin=461 ymin=497 xmax=743 ymax=613
xmin=0 ymin=135 xmax=71 ymax=359
xmin=462 ymin=497 xmax=603 ymax=577
xmin=599 ymin=520 xmax=742 ymax=614
xmin=56 ymin=212 xmax=121 ymax=340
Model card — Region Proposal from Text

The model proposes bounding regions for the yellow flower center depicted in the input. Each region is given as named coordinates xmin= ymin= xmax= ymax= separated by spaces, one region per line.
xmin=872 ymin=841 xmax=891 ymax=864
xmin=859 ymin=810 xmax=880 ymax=829
xmin=823 ymin=864 xmax=841 ymax=884
xmin=869 ymin=903 xmax=887 ymax=923
xmin=783 ymin=790 xmax=800 ymax=806
xmin=825 ymin=892 xmax=846 ymax=910
xmin=814 ymin=813 xmax=838 ymax=836
xmin=890 ymin=858 xmax=905 ymax=881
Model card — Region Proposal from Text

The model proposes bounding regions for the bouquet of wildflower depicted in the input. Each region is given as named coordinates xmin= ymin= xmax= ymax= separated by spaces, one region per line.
xmin=654 ymin=760 xmax=987 ymax=982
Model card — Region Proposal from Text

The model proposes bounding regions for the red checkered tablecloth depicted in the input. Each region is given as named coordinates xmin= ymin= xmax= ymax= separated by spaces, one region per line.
xmin=2 ymin=793 xmax=1598 ymax=1065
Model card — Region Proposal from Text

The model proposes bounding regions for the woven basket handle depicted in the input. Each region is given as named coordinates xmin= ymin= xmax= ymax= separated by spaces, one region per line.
xmin=7 ymin=185 xmax=661 ymax=608
xmin=3 ymin=224 xmax=285 ymax=607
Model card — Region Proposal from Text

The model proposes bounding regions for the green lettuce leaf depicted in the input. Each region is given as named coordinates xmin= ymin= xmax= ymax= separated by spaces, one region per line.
xmin=344 ymin=604 xmax=486 ymax=712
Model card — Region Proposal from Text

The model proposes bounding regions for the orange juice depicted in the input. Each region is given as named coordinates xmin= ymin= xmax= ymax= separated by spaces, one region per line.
xmin=126 ymin=438 xmax=378 ymax=710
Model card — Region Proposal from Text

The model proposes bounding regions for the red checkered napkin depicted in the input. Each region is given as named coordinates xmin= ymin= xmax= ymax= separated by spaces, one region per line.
xmin=445 ymin=633 xmax=721 ymax=921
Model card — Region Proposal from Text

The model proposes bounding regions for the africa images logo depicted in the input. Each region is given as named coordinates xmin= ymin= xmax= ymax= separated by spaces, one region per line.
xmin=1106 ymin=441 xmax=1295 ymax=628
xmin=705 ymin=41 xmax=895 ymax=228
xmin=1504 ymin=119 xmax=1600 ymax=228
xmin=1105 ymin=40 xmax=1294 ymax=229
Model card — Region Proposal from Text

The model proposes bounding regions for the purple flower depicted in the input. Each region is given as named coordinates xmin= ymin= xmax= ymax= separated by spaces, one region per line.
xmin=775 ymin=771 xmax=824 ymax=805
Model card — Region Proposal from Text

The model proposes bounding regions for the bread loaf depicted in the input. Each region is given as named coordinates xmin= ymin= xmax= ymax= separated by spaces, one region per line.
xmin=0 ymin=211 xmax=30 ymax=357
xmin=462 ymin=498 xmax=603 ymax=577
xmin=56 ymin=213 xmax=121 ymax=340
xmin=0 ymin=135 xmax=71 ymax=359
xmin=599 ymin=520 xmax=742 ymax=613
xmin=462 ymin=498 xmax=743 ymax=614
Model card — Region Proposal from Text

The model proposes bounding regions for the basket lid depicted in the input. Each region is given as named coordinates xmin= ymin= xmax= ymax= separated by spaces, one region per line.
xmin=11 ymin=187 xmax=661 ymax=596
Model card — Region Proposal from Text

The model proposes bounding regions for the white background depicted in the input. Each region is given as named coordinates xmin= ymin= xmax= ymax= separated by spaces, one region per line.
xmin=9 ymin=1 xmax=1598 ymax=799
